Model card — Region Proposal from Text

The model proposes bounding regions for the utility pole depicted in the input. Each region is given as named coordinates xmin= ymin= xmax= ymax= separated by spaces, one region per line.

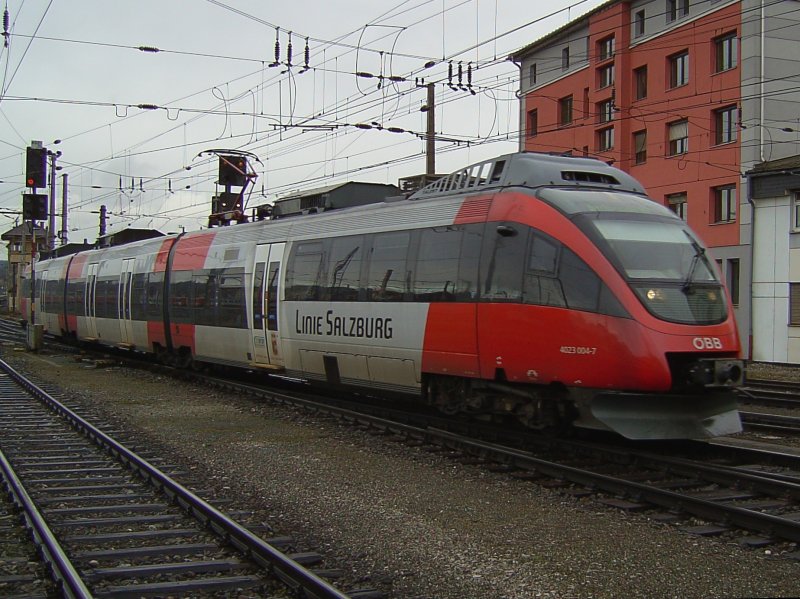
xmin=99 ymin=205 xmax=107 ymax=238
xmin=48 ymin=151 xmax=57 ymax=250
xmin=60 ymin=173 xmax=68 ymax=244
xmin=426 ymin=82 xmax=435 ymax=177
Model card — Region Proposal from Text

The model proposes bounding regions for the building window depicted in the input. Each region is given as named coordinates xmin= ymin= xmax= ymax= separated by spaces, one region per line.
xmin=714 ymin=105 xmax=738 ymax=145
xmin=727 ymin=258 xmax=740 ymax=306
xmin=669 ymin=51 xmax=689 ymax=88
xmin=528 ymin=109 xmax=538 ymax=137
xmin=634 ymin=66 xmax=647 ymax=100
xmin=634 ymin=130 xmax=647 ymax=164
xmin=598 ymin=36 xmax=615 ymax=61
xmin=793 ymin=192 xmax=800 ymax=230
xmin=634 ymin=10 xmax=646 ymax=38
xmin=713 ymin=185 xmax=737 ymax=223
xmin=598 ymin=127 xmax=614 ymax=152
xmin=559 ymin=95 xmax=573 ymax=126
xmin=667 ymin=192 xmax=687 ymax=220
xmin=715 ymin=33 xmax=738 ymax=73
xmin=668 ymin=120 xmax=689 ymax=156
xmin=598 ymin=99 xmax=614 ymax=124
xmin=599 ymin=64 xmax=614 ymax=88
xmin=529 ymin=63 xmax=537 ymax=86
xmin=562 ymin=47 xmax=570 ymax=70
xmin=667 ymin=0 xmax=689 ymax=23
xmin=791 ymin=283 xmax=800 ymax=326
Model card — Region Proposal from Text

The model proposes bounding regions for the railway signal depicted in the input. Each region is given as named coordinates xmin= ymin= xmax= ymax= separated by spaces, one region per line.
xmin=218 ymin=155 xmax=248 ymax=187
xmin=25 ymin=145 xmax=47 ymax=189
xmin=22 ymin=193 xmax=48 ymax=221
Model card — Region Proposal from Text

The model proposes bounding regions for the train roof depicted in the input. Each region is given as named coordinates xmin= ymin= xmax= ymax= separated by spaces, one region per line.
xmin=408 ymin=151 xmax=647 ymax=200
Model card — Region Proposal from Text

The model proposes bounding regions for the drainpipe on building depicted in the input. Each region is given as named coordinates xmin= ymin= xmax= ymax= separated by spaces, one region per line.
xmin=760 ymin=0 xmax=765 ymax=162
xmin=747 ymin=174 xmax=756 ymax=361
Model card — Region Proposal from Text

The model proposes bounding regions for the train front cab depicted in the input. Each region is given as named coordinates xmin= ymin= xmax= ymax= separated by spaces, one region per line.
xmin=527 ymin=186 xmax=743 ymax=440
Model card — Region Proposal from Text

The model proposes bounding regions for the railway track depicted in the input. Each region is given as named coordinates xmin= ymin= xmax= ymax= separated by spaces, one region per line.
xmin=7 ymin=324 xmax=800 ymax=558
xmin=0 ymin=357 xmax=379 ymax=598
xmin=176 ymin=371 xmax=800 ymax=552
xmin=739 ymin=379 xmax=800 ymax=410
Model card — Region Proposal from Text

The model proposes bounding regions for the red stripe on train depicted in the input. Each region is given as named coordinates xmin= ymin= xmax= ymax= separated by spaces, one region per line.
xmin=421 ymin=304 xmax=480 ymax=377
xmin=454 ymin=195 xmax=493 ymax=224
xmin=172 ymin=233 xmax=215 ymax=270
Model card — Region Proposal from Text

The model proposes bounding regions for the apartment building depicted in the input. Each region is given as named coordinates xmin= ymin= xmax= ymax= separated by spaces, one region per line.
xmin=512 ymin=0 xmax=800 ymax=360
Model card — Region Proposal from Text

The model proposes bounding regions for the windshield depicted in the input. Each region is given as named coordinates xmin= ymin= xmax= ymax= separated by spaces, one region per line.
xmin=535 ymin=188 xmax=728 ymax=324
xmin=592 ymin=220 xmax=718 ymax=283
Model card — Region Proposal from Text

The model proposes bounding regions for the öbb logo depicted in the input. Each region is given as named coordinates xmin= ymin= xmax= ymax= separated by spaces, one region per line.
xmin=692 ymin=337 xmax=722 ymax=350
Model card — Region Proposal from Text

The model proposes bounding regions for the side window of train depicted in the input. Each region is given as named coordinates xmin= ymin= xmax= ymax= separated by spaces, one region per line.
xmin=328 ymin=235 xmax=363 ymax=301
xmin=66 ymin=280 xmax=81 ymax=315
xmin=285 ymin=241 xmax=327 ymax=301
xmin=146 ymin=272 xmax=163 ymax=320
xmin=170 ymin=270 xmax=193 ymax=323
xmin=482 ymin=222 xmax=526 ymax=302
xmin=218 ymin=267 xmax=246 ymax=328
xmin=366 ymin=231 xmax=412 ymax=301
xmin=192 ymin=271 xmax=217 ymax=326
xmin=559 ymin=248 xmax=629 ymax=317
xmin=523 ymin=233 xmax=566 ymax=308
xmin=95 ymin=277 xmax=116 ymax=318
xmin=414 ymin=227 xmax=463 ymax=301
xmin=457 ymin=224 xmax=483 ymax=301
xmin=130 ymin=273 xmax=146 ymax=320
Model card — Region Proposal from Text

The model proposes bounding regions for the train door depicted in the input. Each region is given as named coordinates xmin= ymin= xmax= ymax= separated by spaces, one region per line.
xmin=85 ymin=263 xmax=99 ymax=339
xmin=251 ymin=243 xmax=285 ymax=367
xmin=38 ymin=269 xmax=48 ymax=327
xmin=118 ymin=258 xmax=135 ymax=345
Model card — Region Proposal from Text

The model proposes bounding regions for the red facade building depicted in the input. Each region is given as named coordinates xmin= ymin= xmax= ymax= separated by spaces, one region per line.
xmin=512 ymin=0 xmax=800 ymax=356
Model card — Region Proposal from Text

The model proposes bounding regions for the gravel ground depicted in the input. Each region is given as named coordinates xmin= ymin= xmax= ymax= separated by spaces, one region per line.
xmin=3 ymin=345 xmax=800 ymax=599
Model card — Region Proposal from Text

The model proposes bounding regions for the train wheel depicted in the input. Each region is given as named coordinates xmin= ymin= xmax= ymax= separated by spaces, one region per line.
xmin=429 ymin=376 xmax=469 ymax=416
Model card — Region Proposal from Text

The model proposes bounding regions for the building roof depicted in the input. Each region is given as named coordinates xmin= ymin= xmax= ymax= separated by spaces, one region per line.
xmin=746 ymin=154 xmax=800 ymax=176
xmin=277 ymin=181 xmax=397 ymax=201
xmin=1 ymin=222 xmax=47 ymax=241
xmin=509 ymin=0 xmax=616 ymax=61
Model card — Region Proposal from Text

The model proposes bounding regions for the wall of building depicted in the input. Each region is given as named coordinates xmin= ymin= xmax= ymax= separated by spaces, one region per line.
xmin=750 ymin=195 xmax=790 ymax=361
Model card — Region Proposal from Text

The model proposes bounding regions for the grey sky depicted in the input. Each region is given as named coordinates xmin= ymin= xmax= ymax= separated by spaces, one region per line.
xmin=0 ymin=0 xmax=606 ymax=240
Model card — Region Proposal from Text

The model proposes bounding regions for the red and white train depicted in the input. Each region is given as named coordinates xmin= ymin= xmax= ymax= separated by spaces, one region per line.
xmin=23 ymin=152 xmax=744 ymax=439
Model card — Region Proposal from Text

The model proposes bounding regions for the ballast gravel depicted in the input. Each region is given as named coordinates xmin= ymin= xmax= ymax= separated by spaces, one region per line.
xmin=4 ymin=347 xmax=800 ymax=599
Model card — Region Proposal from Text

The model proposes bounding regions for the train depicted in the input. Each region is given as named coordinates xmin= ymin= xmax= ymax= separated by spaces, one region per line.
xmin=21 ymin=152 xmax=744 ymax=440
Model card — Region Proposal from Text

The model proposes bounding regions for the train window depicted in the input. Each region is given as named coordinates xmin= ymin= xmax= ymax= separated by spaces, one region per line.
xmin=482 ymin=222 xmax=525 ymax=301
xmin=131 ymin=273 xmax=147 ymax=320
xmin=366 ymin=231 xmax=411 ymax=301
xmin=285 ymin=241 xmax=326 ymax=301
xmin=558 ymin=248 xmax=600 ymax=311
xmin=266 ymin=262 xmax=280 ymax=331
xmin=193 ymin=272 xmax=217 ymax=326
xmin=146 ymin=272 xmax=163 ymax=320
xmin=66 ymin=280 xmax=82 ymax=316
xmin=457 ymin=224 xmax=483 ymax=300
xmin=253 ymin=262 xmax=265 ymax=329
xmin=169 ymin=270 xmax=193 ymax=323
xmin=527 ymin=235 xmax=559 ymax=274
xmin=218 ymin=268 xmax=246 ymax=328
xmin=328 ymin=235 xmax=363 ymax=301
xmin=94 ymin=277 xmax=113 ymax=318
xmin=414 ymin=227 xmax=462 ymax=301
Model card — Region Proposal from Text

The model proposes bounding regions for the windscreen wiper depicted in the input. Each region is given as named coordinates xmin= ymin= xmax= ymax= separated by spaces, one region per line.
xmin=682 ymin=239 xmax=705 ymax=294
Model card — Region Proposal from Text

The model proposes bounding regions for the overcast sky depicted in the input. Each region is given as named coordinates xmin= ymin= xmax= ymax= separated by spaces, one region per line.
xmin=0 ymin=0 xmax=607 ymax=242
